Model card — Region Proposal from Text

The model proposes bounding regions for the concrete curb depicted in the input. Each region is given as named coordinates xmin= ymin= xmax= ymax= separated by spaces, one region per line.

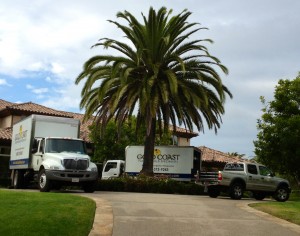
xmin=237 ymin=201 xmax=300 ymax=235
xmin=78 ymin=194 xmax=113 ymax=236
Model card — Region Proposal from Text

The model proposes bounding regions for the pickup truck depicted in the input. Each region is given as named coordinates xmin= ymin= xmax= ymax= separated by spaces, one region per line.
xmin=196 ymin=162 xmax=291 ymax=202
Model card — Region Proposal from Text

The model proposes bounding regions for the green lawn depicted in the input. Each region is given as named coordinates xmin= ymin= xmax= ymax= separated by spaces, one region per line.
xmin=250 ymin=191 xmax=300 ymax=226
xmin=0 ymin=190 xmax=96 ymax=236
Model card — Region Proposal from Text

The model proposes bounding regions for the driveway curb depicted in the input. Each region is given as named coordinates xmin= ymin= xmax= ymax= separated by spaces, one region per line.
xmin=79 ymin=193 xmax=113 ymax=236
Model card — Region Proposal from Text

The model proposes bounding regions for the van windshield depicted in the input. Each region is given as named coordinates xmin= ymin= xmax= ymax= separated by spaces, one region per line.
xmin=45 ymin=138 xmax=87 ymax=154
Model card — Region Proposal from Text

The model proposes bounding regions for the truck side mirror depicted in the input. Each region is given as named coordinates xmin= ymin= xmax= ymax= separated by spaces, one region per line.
xmin=31 ymin=148 xmax=38 ymax=153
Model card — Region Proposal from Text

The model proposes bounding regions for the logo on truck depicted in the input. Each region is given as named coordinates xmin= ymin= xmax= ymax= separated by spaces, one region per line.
xmin=14 ymin=125 xmax=28 ymax=144
xmin=136 ymin=148 xmax=179 ymax=163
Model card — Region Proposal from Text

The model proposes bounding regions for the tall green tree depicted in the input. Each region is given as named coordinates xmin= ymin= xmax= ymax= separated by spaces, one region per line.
xmin=90 ymin=116 xmax=172 ymax=163
xmin=254 ymin=74 xmax=300 ymax=184
xmin=76 ymin=7 xmax=232 ymax=176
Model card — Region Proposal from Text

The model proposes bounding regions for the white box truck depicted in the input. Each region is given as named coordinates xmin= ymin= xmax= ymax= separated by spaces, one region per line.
xmin=102 ymin=146 xmax=201 ymax=181
xmin=10 ymin=115 xmax=98 ymax=192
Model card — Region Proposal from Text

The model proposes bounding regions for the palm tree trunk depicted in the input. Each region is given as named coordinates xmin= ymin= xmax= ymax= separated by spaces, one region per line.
xmin=141 ymin=118 xmax=156 ymax=176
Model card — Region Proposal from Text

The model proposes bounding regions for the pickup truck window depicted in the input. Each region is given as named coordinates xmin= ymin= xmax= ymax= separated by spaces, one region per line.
xmin=247 ymin=164 xmax=258 ymax=175
xmin=224 ymin=163 xmax=244 ymax=171
xmin=259 ymin=166 xmax=272 ymax=176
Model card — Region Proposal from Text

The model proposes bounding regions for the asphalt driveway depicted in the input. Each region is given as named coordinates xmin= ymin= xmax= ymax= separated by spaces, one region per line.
xmin=81 ymin=192 xmax=300 ymax=236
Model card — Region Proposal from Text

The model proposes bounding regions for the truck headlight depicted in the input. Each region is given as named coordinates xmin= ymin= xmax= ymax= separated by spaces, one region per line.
xmin=49 ymin=166 xmax=60 ymax=170
xmin=91 ymin=167 xmax=98 ymax=172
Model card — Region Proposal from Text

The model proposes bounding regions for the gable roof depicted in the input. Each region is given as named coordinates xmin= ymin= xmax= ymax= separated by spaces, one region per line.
xmin=0 ymin=100 xmax=71 ymax=117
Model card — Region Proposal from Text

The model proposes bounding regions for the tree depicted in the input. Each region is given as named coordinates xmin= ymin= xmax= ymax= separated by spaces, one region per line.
xmin=254 ymin=74 xmax=300 ymax=184
xmin=227 ymin=152 xmax=245 ymax=159
xmin=75 ymin=7 xmax=232 ymax=176
xmin=89 ymin=116 xmax=172 ymax=163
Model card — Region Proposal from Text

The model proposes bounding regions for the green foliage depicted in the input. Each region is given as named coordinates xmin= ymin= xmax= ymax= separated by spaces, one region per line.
xmin=254 ymin=74 xmax=300 ymax=182
xmin=89 ymin=116 xmax=172 ymax=163
xmin=98 ymin=177 xmax=205 ymax=195
xmin=0 ymin=190 xmax=95 ymax=236
xmin=76 ymin=7 xmax=232 ymax=174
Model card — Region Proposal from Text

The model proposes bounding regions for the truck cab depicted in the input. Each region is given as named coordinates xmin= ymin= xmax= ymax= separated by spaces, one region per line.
xmin=102 ymin=160 xmax=125 ymax=180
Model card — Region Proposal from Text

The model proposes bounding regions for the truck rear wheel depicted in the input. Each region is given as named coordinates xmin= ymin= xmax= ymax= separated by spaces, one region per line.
xmin=229 ymin=182 xmax=244 ymax=200
xmin=12 ymin=170 xmax=24 ymax=189
xmin=38 ymin=169 xmax=51 ymax=192
xmin=208 ymin=187 xmax=220 ymax=198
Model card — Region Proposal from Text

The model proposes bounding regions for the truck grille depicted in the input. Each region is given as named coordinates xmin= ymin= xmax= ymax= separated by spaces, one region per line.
xmin=63 ymin=159 xmax=88 ymax=170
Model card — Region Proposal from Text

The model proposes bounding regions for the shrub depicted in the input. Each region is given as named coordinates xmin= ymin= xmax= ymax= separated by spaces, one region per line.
xmin=97 ymin=176 xmax=206 ymax=195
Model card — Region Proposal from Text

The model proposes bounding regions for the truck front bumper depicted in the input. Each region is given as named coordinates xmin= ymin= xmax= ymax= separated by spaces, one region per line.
xmin=45 ymin=170 xmax=98 ymax=182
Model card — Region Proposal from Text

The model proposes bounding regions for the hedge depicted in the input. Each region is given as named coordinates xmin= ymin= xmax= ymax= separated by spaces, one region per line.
xmin=97 ymin=176 xmax=206 ymax=195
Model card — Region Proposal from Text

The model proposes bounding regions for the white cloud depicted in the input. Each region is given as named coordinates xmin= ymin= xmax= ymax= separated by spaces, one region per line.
xmin=0 ymin=78 xmax=11 ymax=86
xmin=32 ymin=87 xmax=48 ymax=94
xmin=26 ymin=84 xmax=34 ymax=89
xmin=26 ymin=84 xmax=48 ymax=95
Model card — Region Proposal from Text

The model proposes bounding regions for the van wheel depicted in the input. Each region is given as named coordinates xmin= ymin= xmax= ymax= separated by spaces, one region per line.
xmin=230 ymin=182 xmax=244 ymax=200
xmin=273 ymin=187 xmax=289 ymax=202
xmin=38 ymin=169 xmax=51 ymax=192
xmin=12 ymin=170 xmax=24 ymax=189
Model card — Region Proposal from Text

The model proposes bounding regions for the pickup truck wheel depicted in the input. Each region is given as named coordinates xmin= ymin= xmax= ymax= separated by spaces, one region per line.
xmin=230 ymin=183 xmax=244 ymax=200
xmin=38 ymin=169 xmax=51 ymax=192
xmin=253 ymin=192 xmax=266 ymax=200
xmin=12 ymin=170 xmax=24 ymax=189
xmin=274 ymin=187 xmax=289 ymax=202
xmin=208 ymin=188 xmax=220 ymax=198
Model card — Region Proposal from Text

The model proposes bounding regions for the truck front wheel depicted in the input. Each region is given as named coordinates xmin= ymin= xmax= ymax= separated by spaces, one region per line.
xmin=38 ymin=169 xmax=51 ymax=192
xmin=273 ymin=186 xmax=289 ymax=202
xmin=229 ymin=182 xmax=244 ymax=200
xmin=82 ymin=181 xmax=97 ymax=193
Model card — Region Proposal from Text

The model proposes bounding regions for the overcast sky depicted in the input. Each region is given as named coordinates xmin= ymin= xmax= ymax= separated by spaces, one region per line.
xmin=0 ymin=0 xmax=299 ymax=157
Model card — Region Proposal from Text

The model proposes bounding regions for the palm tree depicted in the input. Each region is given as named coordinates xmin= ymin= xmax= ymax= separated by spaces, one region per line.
xmin=75 ymin=7 xmax=232 ymax=176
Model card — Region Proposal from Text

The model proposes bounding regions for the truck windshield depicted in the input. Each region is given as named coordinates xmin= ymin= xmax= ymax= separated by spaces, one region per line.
xmin=45 ymin=138 xmax=87 ymax=154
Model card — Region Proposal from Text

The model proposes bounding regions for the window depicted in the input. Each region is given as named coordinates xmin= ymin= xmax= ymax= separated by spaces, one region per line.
xmin=39 ymin=139 xmax=45 ymax=153
xmin=247 ymin=164 xmax=258 ymax=175
xmin=224 ymin=163 xmax=244 ymax=171
xmin=259 ymin=166 xmax=272 ymax=176
xmin=104 ymin=162 xmax=117 ymax=172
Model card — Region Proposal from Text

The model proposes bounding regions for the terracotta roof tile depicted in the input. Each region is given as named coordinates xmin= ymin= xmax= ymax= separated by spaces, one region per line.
xmin=5 ymin=102 xmax=72 ymax=117
xmin=199 ymin=146 xmax=241 ymax=163
xmin=168 ymin=125 xmax=198 ymax=138
xmin=0 ymin=99 xmax=15 ymax=110
xmin=0 ymin=127 xmax=12 ymax=141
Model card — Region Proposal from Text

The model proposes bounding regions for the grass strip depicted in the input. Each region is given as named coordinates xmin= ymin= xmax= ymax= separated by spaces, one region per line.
xmin=250 ymin=196 xmax=300 ymax=226
xmin=0 ymin=190 xmax=96 ymax=236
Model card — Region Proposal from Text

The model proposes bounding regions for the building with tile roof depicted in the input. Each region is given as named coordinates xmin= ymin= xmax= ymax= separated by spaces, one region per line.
xmin=0 ymin=99 xmax=241 ymax=183
xmin=0 ymin=99 xmax=201 ymax=181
